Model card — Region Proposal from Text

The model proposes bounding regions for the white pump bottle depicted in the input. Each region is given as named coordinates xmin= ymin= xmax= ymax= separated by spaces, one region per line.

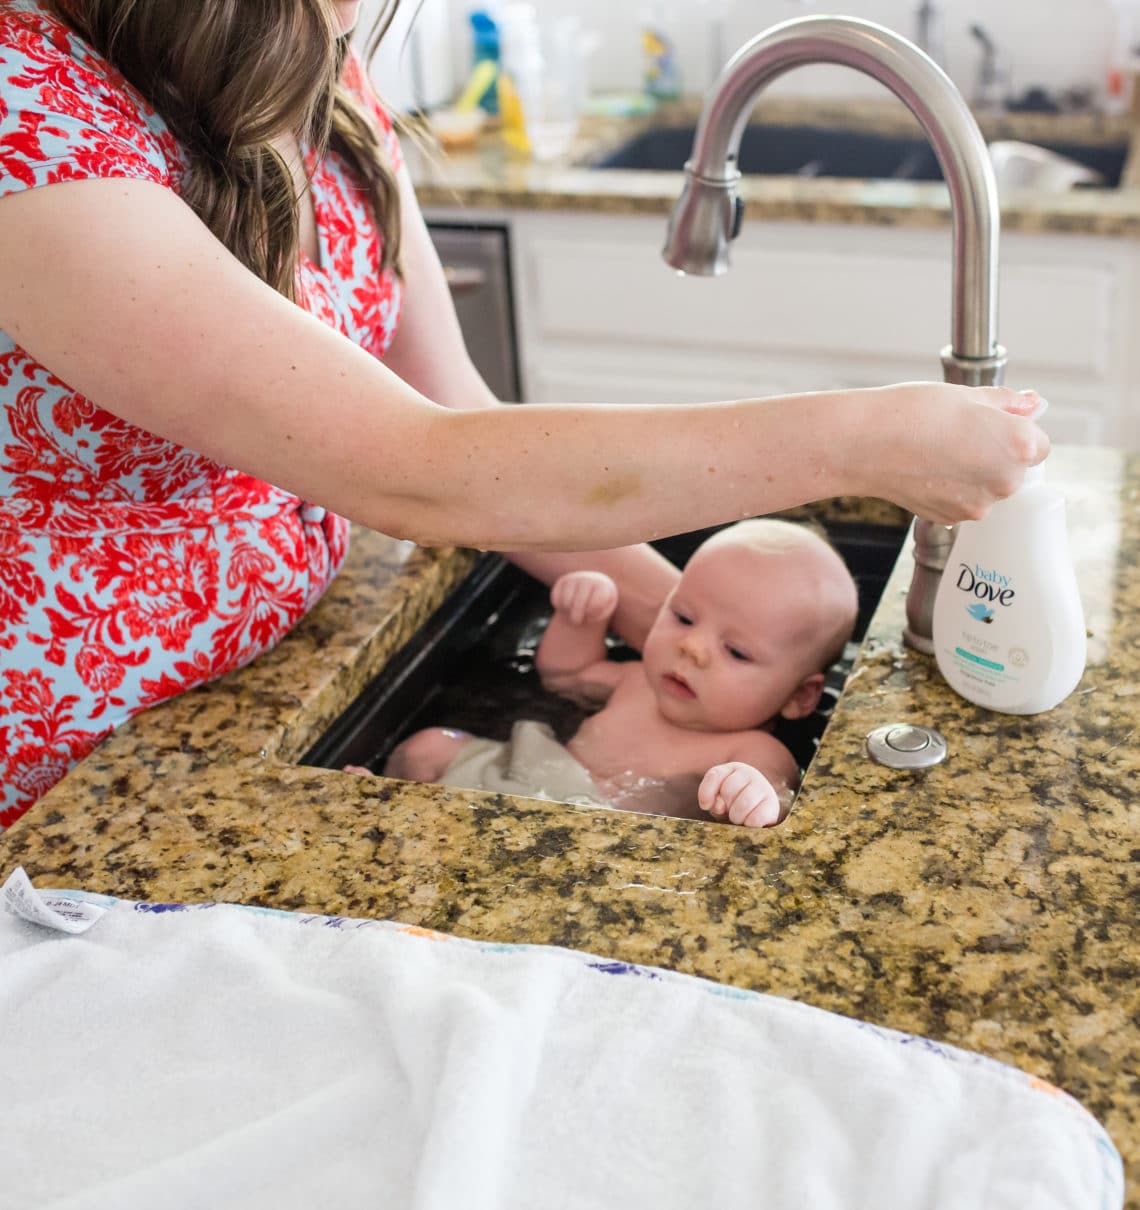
xmin=931 ymin=399 xmax=1086 ymax=714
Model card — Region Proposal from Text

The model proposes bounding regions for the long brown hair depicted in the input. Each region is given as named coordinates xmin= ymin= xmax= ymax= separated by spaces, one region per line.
xmin=45 ymin=0 xmax=403 ymax=297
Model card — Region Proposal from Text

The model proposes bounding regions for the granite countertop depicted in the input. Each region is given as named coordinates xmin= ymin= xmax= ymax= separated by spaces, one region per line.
xmin=2 ymin=449 xmax=1137 ymax=1199
xmin=407 ymin=95 xmax=1140 ymax=237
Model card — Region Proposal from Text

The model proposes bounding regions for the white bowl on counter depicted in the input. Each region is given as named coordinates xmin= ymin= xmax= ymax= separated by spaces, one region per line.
xmin=987 ymin=140 xmax=1106 ymax=195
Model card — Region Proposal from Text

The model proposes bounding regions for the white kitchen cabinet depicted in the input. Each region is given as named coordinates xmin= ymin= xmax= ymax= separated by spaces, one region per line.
xmin=425 ymin=205 xmax=1140 ymax=450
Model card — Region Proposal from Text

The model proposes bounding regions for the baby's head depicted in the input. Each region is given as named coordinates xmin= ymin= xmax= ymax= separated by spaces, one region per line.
xmin=642 ymin=519 xmax=859 ymax=733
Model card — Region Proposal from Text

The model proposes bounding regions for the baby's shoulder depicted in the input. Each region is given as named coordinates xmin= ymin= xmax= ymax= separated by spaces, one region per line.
xmin=597 ymin=658 xmax=650 ymax=696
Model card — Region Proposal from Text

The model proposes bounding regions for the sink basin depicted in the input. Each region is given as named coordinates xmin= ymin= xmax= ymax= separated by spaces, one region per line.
xmin=592 ymin=122 xmax=1128 ymax=186
xmin=304 ymin=521 xmax=907 ymax=780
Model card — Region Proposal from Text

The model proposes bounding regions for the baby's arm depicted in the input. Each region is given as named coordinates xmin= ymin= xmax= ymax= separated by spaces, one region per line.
xmin=537 ymin=571 xmax=625 ymax=704
xmin=697 ymin=734 xmax=801 ymax=828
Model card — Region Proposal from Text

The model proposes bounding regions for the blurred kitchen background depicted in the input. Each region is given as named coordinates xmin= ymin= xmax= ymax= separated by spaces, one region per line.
xmin=352 ymin=0 xmax=1140 ymax=452
xmin=362 ymin=0 xmax=1140 ymax=117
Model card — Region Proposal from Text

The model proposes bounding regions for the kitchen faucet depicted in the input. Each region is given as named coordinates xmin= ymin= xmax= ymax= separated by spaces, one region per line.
xmin=970 ymin=23 xmax=1010 ymax=112
xmin=914 ymin=0 xmax=946 ymax=71
xmin=662 ymin=14 xmax=1007 ymax=653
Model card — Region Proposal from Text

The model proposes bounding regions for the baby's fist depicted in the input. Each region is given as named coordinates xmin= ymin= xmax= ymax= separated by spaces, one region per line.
xmin=698 ymin=762 xmax=784 ymax=828
xmin=550 ymin=571 xmax=619 ymax=627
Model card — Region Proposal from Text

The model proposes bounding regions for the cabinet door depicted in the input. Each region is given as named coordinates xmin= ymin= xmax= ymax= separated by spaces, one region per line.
xmin=428 ymin=222 xmax=522 ymax=402
xmin=509 ymin=211 xmax=1135 ymax=448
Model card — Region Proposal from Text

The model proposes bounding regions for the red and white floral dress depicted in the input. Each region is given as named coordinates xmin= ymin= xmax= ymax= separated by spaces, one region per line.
xmin=0 ymin=1 xmax=404 ymax=827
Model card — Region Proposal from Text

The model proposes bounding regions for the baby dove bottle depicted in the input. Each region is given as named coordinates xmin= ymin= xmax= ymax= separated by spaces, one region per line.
xmin=931 ymin=399 xmax=1086 ymax=714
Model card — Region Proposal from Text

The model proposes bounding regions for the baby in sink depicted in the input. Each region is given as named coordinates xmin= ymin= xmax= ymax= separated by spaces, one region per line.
xmin=380 ymin=520 xmax=858 ymax=827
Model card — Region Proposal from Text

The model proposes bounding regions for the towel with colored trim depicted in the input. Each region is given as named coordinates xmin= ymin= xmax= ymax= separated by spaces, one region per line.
xmin=0 ymin=870 xmax=1123 ymax=1210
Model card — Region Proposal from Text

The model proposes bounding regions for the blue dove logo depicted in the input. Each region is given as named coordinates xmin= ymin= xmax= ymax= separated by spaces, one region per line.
xmin=966 ymin=602 xmax=995 ymax=624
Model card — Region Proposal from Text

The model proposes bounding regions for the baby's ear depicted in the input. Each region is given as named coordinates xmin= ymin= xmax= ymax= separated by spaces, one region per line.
xmin=779 ymin=672 xmax=826 ymax=720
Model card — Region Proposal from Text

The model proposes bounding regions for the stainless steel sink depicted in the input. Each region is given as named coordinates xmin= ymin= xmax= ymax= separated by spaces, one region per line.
xmin=304 ymin=521 xmax=907 ymax=778
xmin=593 ymin=122 xmax=1127 ymax=185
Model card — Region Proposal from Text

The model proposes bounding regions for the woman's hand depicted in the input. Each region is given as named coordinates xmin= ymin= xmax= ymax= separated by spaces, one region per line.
xmin=846 ymin=384 xmax=1051 ymax=524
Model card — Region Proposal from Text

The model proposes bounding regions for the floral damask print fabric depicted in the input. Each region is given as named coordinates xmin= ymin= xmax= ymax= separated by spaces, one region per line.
xmin=0 ymin=2 xmax=403 ymax=825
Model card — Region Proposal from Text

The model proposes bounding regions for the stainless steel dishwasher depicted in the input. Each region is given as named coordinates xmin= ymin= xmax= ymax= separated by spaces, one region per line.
xmin=427 ymin=221 xmax=522 ymax=402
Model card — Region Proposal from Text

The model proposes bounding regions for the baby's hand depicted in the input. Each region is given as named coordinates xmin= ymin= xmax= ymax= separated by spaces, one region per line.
xmin=698 ymin=762 xmax=785 ymax=828
xmin=550 ymin=570 xmax=619 ymax=627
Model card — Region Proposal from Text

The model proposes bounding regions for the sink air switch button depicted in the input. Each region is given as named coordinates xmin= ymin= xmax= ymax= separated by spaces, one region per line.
xmin=886 ymin=725 xmax=930 ymax=752
xmin=866 ymin=723 xmax=948 ymax=769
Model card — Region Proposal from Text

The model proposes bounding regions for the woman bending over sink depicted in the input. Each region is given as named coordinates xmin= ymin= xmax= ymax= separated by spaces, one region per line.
xmin=379 ymin=521 xmax=858 ymax=827
xmin=0 ymin=0 xmax=1048 ymax=826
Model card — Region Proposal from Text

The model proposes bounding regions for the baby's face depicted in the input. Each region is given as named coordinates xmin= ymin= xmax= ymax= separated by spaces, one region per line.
xmin=641 ymin=543 xmax=822 ymax=732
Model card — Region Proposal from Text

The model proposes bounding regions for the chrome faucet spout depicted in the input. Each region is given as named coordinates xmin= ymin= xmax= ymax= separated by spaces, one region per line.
xmin=663 ymin=14 xmax=1008 ymax=651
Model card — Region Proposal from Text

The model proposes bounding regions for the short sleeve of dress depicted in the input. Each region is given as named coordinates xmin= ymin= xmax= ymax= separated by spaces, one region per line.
xmin=0 ymin=6 xmax=173 ymax=202
xmin=340 ymin=45 xmax=404 ymax=176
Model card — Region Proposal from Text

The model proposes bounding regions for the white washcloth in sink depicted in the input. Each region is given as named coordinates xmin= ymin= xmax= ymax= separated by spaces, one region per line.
xmin=0 ymin=878 xmax=1123 ymax=1210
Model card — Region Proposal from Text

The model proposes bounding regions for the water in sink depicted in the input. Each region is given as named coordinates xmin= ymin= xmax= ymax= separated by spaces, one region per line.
xmin=304 ymin=521 xmax=906 ymax=781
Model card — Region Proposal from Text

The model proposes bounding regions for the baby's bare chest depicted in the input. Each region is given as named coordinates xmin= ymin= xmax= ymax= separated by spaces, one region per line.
xmin=567 ymin=681 xmax=733 ymax=781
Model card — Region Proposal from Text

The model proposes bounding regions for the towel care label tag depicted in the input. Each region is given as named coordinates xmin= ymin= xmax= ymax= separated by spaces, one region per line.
xmin=1 ymin=867 xmax=107 ymax=934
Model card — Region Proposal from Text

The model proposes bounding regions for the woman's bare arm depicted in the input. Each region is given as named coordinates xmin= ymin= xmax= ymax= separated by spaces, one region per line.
xmin=0 ymin=178 xmax=1048 ymax=553
xmin=379 ymin=166 xmax=680 ymax=646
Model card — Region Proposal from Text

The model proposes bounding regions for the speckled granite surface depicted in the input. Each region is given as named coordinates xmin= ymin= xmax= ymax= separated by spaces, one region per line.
xmin=407 ymin=96 xmax=1140 ymax=237
xmin=1 ymin=450 xmax=1137 ymax=1198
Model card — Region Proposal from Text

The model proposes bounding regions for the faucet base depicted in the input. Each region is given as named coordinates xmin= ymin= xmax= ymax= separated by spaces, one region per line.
xmin=902 ymin=628 xmax=936 ymax=655
xmin=901 ymin=345 xmax=1009 ymax=651
xmin=940 ymin=344 xmax=1008 ymax=387
xmin=903 ymin=517 xmax=958 ymax=652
